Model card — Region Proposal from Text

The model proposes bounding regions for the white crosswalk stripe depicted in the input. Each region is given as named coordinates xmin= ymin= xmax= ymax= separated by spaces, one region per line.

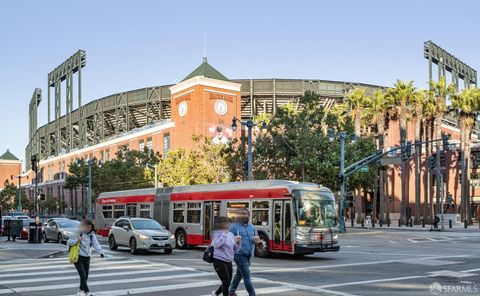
xmin=0 ymin=256 xmax=303 ymax=296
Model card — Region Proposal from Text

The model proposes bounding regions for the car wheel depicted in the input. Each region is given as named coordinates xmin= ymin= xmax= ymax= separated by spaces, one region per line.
xmin=175 ymin=229 xmax=187 ymax=249
xmin=130 ymin=238 xmax=139 ymax=255
xmin=42 ymin=232 xmax=49 ymax=243
xmin=109 ymin=235 xmax=118 ymax=250
xmin=255 ymin=233 xmax=271 ymax=258
xmin=57 ymin=233 xmax=63 ymax=244
xmin=164 ymin=248 xmax=173 ymax=255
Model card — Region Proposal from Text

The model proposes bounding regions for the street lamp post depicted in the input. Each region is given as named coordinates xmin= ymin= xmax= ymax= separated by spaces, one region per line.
xmin=231 ymin=117 xmax=266 ymax=181
xmin=11 ymin=174 xmax=28 ymax=212
xmin=330 ymin=130 xmax=348 ymax=233
xmin=87 ymin=159 xmax=93 ymax=220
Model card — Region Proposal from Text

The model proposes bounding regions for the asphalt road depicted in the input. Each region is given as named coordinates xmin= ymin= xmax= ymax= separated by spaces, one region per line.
xmin=0 ymin=229 xmax=479 ymax=296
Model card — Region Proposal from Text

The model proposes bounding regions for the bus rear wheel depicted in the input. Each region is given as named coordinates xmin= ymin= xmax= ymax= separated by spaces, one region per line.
xmin=175 ymin=230 xmax=187 ymax=249
xmin=255 ymin=233 xmax=270 ymax=258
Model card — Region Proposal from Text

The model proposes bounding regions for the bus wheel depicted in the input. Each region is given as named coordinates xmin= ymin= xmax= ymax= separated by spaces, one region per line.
xmin=175 ymin=230 xmax=187 ymax=249
xmin=109 ymin=235 xmax=118 ymax=250
xmin=255 ymin=233 xmax=270 ymax=258
xmin=130 ymin=238 xmax=139 ymax=255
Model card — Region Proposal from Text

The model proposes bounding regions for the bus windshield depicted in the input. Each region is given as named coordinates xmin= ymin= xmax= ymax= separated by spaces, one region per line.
xmin=294 ymin=190 xmax=337 ymax=228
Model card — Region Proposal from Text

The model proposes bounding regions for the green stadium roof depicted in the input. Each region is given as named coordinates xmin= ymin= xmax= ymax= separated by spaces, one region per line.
xmin=0 ymin=149 xmax=19 ymax=161
xmin=182 ymin=57 xmax=229 ymax=82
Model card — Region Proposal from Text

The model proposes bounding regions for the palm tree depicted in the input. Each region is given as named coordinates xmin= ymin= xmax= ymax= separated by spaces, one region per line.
xmin=421 ymin=91 xmax=436 ymax=221
xmin=451 ymin=87 xmax=480 ymax=224
xmin=386 ymin=80 xmax=416 ymax=225
xmin=430 ymin=76 xmax=455 ymax=215
xmin=411 ymin=89 xmax=430 ymax=224
xmin=345 ymin=87 xmax=367 ymax=137
xmin=363 ymin=90 xmax=391 ymax=223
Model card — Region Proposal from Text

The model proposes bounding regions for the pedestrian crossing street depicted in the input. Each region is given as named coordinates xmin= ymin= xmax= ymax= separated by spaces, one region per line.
xmin=0 ymin=253 xmax=306 ymax=296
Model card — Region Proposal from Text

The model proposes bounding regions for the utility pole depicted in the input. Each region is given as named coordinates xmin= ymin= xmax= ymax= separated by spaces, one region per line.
xmin=232 ymin=117 xmax=267 ymax=181
xmin=339 ymin=132 xmax=347 ymax=233
xmin=87 ymin=159 xmax=93 ymax=220
xmin=154 ymin=164 xmax=158 ymax=189
xmin=11 ymin=174 xmax=28 ymax=212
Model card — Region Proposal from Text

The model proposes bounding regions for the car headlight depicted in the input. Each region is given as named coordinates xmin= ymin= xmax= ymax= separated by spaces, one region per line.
xmin=62 ymin=231 xmax=72 ymax=235
xmin=332 ymin=234 xmax=338 ymax=240
xmin=138 ymin=234 xmax=150 ymax=240
xmin=170 ymin=234 xmax=175 ymax=240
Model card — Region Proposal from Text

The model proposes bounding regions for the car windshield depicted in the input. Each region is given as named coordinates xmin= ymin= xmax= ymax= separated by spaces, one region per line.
xmin=131 ymin=219 xmax=164 ymax=230
xmin=58 ymin=220 xmax=80 ymax=228
xmin=293 ymin=190 xmax=337 ymax=228
xmin=23 ymin=220 xmax=35 ymax=226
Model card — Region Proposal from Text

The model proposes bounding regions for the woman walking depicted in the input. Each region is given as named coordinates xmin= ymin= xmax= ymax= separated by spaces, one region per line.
xmin=67 ymin=219 xmax=104 ymax=296
xmin=211 ymin=217 xmax=241 ymax=296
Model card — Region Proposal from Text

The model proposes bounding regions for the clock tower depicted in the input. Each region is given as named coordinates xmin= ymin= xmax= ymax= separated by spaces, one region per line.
xmin=169 ymin=58 xmax=242 ymax=150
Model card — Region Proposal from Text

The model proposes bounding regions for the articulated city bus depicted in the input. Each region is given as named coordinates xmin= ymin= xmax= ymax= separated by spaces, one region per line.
xmin=96 ymin=180 xmax=339 ymax=257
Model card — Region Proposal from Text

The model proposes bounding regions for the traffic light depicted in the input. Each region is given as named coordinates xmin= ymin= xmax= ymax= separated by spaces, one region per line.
xmin=442 ymin=134 xmax=450 ymax=151
xmin=31 ymin=155 xmax=37 ymax=172
xmin=428 ymin=156 xmax=436 ymax=169
xmin=38 ymin=193 xmax=46 ymax=201
xmin=242 ymin=160 xmax=248 ymax=173
xmin=405 ymin=141 xmax=412 ymax=158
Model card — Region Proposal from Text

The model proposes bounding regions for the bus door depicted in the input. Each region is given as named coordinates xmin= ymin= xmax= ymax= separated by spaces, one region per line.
xmin=272 ymin=200 xmax=293 ymax=252
xmin=203 ymin=201 xmax=221 ymax=242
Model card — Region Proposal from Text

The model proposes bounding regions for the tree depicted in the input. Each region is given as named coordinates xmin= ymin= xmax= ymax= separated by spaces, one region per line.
xmin=157 ymin=136 xmax=232 ymax=186
xmin=253 ymin=91 xmax=378 ymax=208
xmin=430 ymin=76 xmax=456 ymax=215
xmin=386 ymin=80 xmax=416 ymax=224
xmin=451 ymin=87 xmax=480 ymax=224
xmin=345 ymin=87 xmax=368 ymax=137
xmin=411 ymin=89 xmax=430 ymax=223
xmin=0 ymin=180 xmax=15 ymax=212
xmin=363 ymin=90 xmax=392 ymax=222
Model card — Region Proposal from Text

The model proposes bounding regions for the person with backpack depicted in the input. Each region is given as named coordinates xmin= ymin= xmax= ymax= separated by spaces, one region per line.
xmin=210 ymin=216 xmax=241 ymax=296
xmin=67 ymin=219 xmax=104 ymax=296
xmin=228 ymin=209 xmax=260 ymax=296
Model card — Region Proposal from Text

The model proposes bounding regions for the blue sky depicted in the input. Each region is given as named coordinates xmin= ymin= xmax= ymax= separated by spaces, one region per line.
xmin=0 ymin=0 xmax=479 ymax=165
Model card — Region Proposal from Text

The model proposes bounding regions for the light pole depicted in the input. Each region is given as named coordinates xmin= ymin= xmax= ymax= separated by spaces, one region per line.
xmin=87 ymin=159 xmax=93 ymax=220
xmin=11 ymin=174 xmax=28 ymax=212
xmin=231 ymin=117 xmax=267 ymax=181
xmin=330 ymin=130 xmax=351 ymax=233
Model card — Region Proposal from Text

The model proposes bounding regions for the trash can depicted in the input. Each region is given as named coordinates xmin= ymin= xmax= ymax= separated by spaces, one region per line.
xmin=9 ymin=220 xmax=22 ymax=242
xmin=28 ymin=222 xmax=42 ymax=243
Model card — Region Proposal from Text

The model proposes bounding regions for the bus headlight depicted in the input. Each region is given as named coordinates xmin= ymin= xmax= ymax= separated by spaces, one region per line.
xmin=138 ymin=234 xmax=150 ymax=240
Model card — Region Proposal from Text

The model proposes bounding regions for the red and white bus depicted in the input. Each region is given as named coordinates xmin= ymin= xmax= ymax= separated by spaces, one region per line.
xmin=96 ymin=180 xmax=339 ymax=257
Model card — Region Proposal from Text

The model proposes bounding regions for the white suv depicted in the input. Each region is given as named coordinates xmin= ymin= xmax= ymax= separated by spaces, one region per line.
xmin=108 ymin=217 xmax=175 ymax=255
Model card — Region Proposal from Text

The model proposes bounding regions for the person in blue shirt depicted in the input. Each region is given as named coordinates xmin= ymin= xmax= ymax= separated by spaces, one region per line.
xmin=228 ymin=208 xmax=259 ymax=296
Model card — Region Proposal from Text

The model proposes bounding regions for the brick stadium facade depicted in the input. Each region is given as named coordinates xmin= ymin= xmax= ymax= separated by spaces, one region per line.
xmin=23 ymin=57 xmax=480 ymax=223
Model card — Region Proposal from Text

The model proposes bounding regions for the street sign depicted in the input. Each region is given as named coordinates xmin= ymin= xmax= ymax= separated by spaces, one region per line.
xmin=358 ymin=167 xmax=369 ymax=173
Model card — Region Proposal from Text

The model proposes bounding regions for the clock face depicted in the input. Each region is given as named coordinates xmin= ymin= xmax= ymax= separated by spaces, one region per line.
xmin=178 ymin=101 xmax=188 ymax=117
xmin=214 ymin=100 xmax=228 ymax=115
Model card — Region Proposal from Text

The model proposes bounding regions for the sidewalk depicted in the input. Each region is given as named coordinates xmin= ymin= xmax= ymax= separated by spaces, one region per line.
xmin=0 ymin=236 xmax=67 ymax=260
xmin=344 ymin=221 xmax=480 ymax=233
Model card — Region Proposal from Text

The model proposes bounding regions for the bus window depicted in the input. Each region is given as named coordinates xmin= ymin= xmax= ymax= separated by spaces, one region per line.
xmin=227 ymin=202 xmax=249 ymax=220
xmin=102 ymin=205 xmax=113 ymax=218
xmin=173 ymin=203 xmax=185 ymax=223
xmin=114 ymin=205 xmax=125 ymax=218
xmin=252 ymin=201 xmax=269 ymax=226
xmin=139 ymin=204 xmax=151 ymax=218
xmin=187 ymin=202 xmax=201 ymax=224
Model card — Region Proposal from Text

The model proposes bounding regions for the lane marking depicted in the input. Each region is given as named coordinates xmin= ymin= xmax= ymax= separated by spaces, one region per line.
xmin=199 ymin=286 xmax=297 ymax=296
xmin=58 ymin=280 xmax=220 ymax=296
xmin=0 ymin=266 xmax=193 ymax=285
xmin=0 ymin=271 xmax=215 ymax=294
xmin=318 ymin=275 xmax=426 ymax=288
xmin=0 ymin=263 xmax=173 ymax=278
xmin=0 ymin=259 xmax=154 ymax=272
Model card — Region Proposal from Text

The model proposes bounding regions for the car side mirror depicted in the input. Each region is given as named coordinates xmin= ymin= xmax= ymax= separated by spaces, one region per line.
xmin=123 ymin=226 xmax=130 ymax=231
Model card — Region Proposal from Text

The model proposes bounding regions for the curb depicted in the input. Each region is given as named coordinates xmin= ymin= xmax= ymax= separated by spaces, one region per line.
xmin=38 ymin=250 xmax=66 ymax=259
